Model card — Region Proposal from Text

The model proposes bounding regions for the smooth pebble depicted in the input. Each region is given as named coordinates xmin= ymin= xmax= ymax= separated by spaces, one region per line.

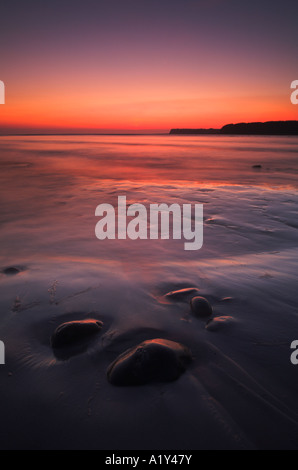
xmin=107 ymin=338 xmax=192 ymax=386
xmin=51 ymin=319 xmax=103 ymax=348
xmin=190 ymin=296 xmax=213 ymax=318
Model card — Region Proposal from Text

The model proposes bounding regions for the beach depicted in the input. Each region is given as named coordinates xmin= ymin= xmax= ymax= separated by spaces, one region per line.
xmin=0 ymin=134 xmax=298 ymax=449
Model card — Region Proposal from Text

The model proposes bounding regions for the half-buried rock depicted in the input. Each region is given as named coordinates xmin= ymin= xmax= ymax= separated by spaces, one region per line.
xmin=107 ymin=338 xmax=192 ymax=386
xmin=2 ymin=267 xmax=21 ymax=276
xmin=206 ymin=316 xmax=235 ymax=332
xmin=164 ymin=287 xmax=200 ymax=302
xmin=51 ymin=319 xmax=103 ymax=349
xmin=190 ymin=296 xmax=213 ymax=318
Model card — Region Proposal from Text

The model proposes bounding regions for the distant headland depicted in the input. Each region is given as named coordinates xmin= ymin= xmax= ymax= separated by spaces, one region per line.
xmin=170 ymin=121 xmax=298 ymax=135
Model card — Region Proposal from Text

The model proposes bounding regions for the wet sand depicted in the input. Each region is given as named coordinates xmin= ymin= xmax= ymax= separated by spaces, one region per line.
xmin=0 ymin=135 xmax=298 ymax=449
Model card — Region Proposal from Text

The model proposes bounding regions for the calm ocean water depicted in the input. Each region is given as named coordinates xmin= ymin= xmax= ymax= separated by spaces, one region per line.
xmin=0 ymin=134 xmax=298 ymax=187
xmin=0 ymin=134 xmax=297 ymax=266
xmin=2 ymin=134 xmax=298 ymax=183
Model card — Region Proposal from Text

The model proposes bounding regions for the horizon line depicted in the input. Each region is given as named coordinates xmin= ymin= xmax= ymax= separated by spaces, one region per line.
xmin=0 ymin=132 xmax=170 ymax=137
xmin=1 ymin=120 xmax=298 ymax=138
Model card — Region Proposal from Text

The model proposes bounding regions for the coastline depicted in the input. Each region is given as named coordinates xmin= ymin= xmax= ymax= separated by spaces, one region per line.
xmin=170 ymin=120 xmax=298 ymax=136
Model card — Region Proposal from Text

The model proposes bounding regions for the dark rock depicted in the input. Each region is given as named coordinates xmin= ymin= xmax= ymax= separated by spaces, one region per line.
xmin=107 ymin=338 xmax=192 ymax=386
xmin=252 ymin=165 xmax=262 ymax=169
xmin=206 ymin=316 xmax=235 ymax=332
xmin=3 ymin=267 xmax=20 ymax=276
xmin=190 ymin=296 xmax=213 ymax=318
xmin=51 ymin=319 xmax=103 ymax=349
xmin=164 ymin=287 xmax=200 ymax=302
xmin=219 ymin=296 xmax=234 ymax=303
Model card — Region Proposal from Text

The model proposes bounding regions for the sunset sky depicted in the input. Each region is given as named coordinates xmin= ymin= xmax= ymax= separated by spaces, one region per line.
xmin=0 ymin=0 xmax=297 ymax=133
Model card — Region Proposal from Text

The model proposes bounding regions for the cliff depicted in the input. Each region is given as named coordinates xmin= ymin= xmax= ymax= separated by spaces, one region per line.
xmin=170 ymin=121 xmax=298 ymax=136
xmin=221 ymin=121 xmax=298 ymax=135
xmin=169 ymin=128 xmax=220 ymax=135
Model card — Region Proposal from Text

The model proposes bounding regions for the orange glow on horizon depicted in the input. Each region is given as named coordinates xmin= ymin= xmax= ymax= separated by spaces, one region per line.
xmin=1 ymin=92 xmax=296 ymax=133
xmin=1 ymin=66 xmax=297 ymax=133
xmin=1 ymin=0 xmax=297 ymax=133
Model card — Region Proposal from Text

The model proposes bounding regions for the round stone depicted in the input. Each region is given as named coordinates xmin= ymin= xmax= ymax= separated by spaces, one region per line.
xmin=3 ymin=267 xmax=20 ymax=276
xmin=206 ymin=316 xmax=235 ymax=332
xmin=51 ymin=319 xmax=103 ymax=348
xmin=164 ymin=287 xmax=200 ymax=302
xmin=107 ymin=338 xmax=192 ymax=386
xmin=190 ymin=296 xmax=213 ymax=318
